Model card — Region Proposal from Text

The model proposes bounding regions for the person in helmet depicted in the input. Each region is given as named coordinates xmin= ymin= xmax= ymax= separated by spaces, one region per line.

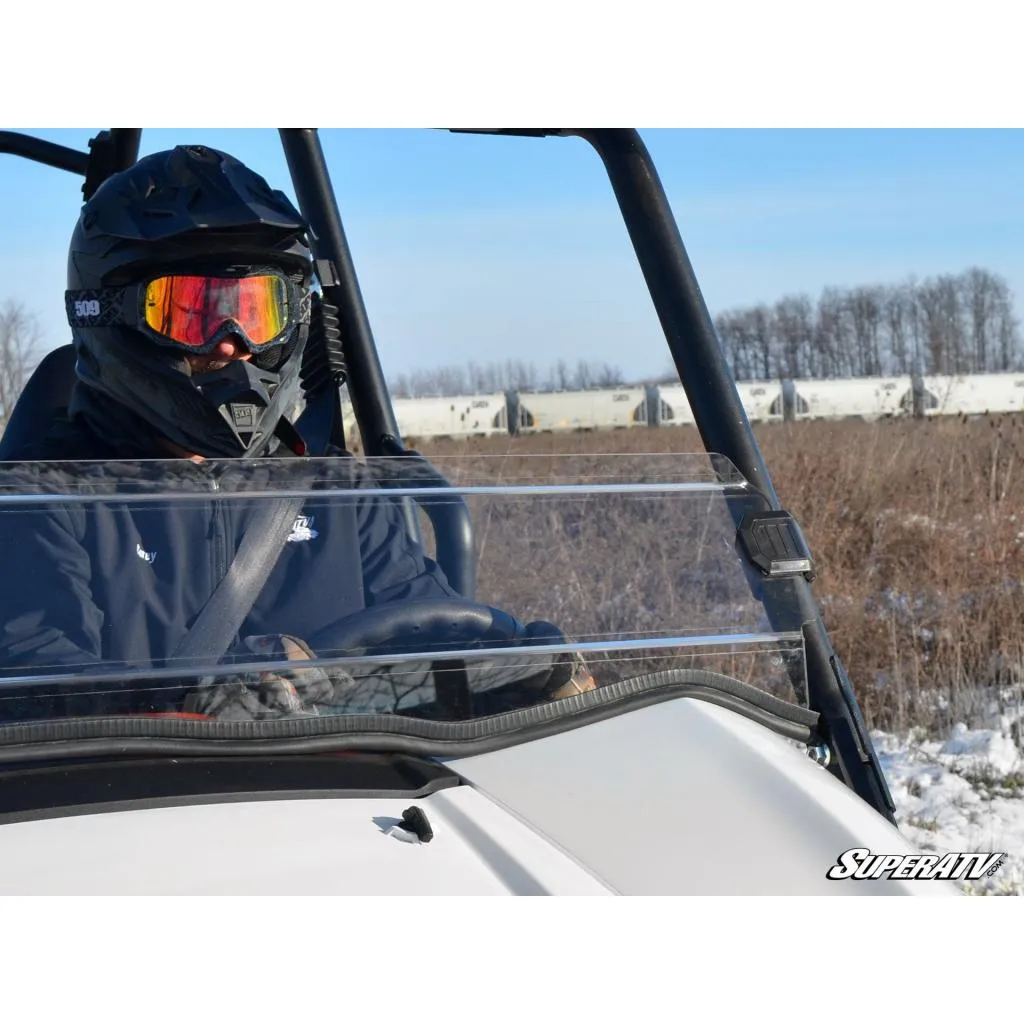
xmin=23 ymin=144 xmax=318 ymax=462
xmin=0 ymin=145 xmax=594 ymax=721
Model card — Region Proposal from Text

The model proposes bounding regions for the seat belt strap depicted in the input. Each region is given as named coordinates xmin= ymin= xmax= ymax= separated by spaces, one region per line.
xmin=169 ymin=495 xmax=306 ymax=669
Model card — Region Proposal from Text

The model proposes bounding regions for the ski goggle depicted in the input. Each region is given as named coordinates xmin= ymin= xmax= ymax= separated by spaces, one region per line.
xmin=65 ymin=269 xmax=311 ymax=353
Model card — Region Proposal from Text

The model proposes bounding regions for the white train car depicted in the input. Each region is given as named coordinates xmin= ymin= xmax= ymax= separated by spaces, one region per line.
xmin=920 ymin=374 xmax=1024 ymax=417
xmin=516 ymin=387 xmax=647 ymax=433
xmin=735 ymin=380 xmax=784 ymax=423
xmin=657 ymin=380 xmax=781 ymax=424
xmin=653 ymin=384 xmax=695 ymax=427
xmin=793 ymin=376 xmax=912 ymax=421
xmin=393 ymin=393 xmax=508 ymax=440
xmin=339 ymin=392 xmax=508 ymax=445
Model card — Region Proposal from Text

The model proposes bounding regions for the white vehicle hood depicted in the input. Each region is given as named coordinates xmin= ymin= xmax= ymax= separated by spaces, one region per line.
xmin=0 ymin=698 xmax=958 ymax=898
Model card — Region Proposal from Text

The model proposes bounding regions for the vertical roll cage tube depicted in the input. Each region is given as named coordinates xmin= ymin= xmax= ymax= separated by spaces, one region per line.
xmin=278 ymin=129 xmax=401 ymax=459
xmin=571 ymin=128 xmax=895 ymax=820
xmin=1 ymin=127 xmax=892 ymax=818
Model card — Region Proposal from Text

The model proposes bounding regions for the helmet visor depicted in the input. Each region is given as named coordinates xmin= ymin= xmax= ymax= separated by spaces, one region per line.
xmin=143 ymin=273 xmax=290 ymax=349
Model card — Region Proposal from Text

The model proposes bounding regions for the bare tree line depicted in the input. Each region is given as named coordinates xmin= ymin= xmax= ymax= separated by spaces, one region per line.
xmin=394 ymin=267 xmax=1024 ymax=397
xmin=713 ymin=267 xmax=1022 ymax=381
xmin=0 ymin=302 xmax=41 ymax=433
xmin=390 ymin=358 xmax=627 ymax=398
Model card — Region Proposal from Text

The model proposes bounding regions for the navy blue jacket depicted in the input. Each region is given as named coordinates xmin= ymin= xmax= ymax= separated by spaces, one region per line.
xmin=0 ymin=417 xmax=458 ymax=677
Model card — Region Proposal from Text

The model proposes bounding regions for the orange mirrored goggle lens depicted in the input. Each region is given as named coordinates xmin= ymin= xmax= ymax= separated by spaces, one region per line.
xmin=143 ymin=274 xmax=290 ymax=348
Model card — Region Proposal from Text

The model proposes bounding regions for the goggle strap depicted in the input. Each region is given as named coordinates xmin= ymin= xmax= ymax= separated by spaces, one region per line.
xmin=65 ymin=288 xmax=129 ymax=328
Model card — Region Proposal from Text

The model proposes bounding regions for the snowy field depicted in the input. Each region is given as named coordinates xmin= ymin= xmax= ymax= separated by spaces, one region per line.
xmin=875 ymin=711 xmax=1024 ymax=894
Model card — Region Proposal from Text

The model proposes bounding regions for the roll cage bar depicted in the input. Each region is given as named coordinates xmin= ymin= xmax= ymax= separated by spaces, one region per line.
xmin=0 ymin=127 xmax=896 ymax=822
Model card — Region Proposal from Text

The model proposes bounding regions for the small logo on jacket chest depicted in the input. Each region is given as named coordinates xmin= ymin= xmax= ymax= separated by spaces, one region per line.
xmin=136 ymin=542 xmax=157 ymax=564
xmin=287 ymin=514 xmax=318 ymax=543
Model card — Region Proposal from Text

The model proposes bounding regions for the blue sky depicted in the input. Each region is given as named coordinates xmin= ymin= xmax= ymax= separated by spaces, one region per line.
xmin=2 ymin=129 xmax=1023 ymax=381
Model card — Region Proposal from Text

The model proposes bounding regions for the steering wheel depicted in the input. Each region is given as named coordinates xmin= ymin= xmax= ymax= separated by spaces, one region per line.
xmin=306 ymin=600 xmax=569 ymax=720
xmin=141 ymin=602 xmax=564 ymax=722
xmin=307 ymin=598 xmax=560 ymax=657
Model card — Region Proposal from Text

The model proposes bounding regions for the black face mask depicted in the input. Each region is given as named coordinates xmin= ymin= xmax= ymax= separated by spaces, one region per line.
xmin=192 ymin=360 xmax=293 ymax=455
xmin=70 ymin=322 xmax=309 ymax=460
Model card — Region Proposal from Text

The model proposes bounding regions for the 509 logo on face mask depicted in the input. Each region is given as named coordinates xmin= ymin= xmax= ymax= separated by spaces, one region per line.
xmin=74 ymin=299 xmax=102 ymax=318
xmin=826 ymin=847 xmax=1006 ymax=881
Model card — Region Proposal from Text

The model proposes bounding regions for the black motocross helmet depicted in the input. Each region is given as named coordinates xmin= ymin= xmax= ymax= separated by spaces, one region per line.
xmin=65 ymin=144 xmax=315 ymax=458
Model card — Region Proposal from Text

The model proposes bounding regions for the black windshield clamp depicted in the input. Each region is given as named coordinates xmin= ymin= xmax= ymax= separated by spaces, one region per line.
xmin=314 ymin=259 xmax=340 ymax=288
xmin=737 ymin=510 xmax=816 ymax=582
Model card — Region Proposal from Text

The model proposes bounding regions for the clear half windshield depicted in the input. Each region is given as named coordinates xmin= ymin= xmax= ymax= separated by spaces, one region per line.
xmin=0 ymin=452 xmax=809 ymax=740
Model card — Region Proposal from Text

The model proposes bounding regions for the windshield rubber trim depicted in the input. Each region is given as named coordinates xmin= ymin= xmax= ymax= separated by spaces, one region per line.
xmin=0 ymin=670 xmax=820 ymax=765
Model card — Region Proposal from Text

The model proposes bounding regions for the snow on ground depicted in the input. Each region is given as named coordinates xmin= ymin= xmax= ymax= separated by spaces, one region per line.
xmin=873 ymin=719 xmax=1024 ymax=894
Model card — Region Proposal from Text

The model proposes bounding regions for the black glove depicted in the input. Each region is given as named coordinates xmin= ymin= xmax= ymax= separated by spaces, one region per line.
xmin=183 ymin=634 xmax=354 ymax=721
